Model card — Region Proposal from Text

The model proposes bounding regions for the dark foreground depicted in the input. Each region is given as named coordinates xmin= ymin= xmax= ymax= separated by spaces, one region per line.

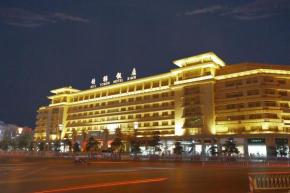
xmin=0 ymin=156 xmax=289 ymax=193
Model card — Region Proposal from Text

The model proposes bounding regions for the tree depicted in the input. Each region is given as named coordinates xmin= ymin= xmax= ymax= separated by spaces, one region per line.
xmin=1 ymin=129 xmax=12 ymax=150
xmin=148 ymin=131 xmax=162 ymax=154
xmin=38 ymin=142 xmax=45 ymax=151
xmin=73 ymin=142 xmax=81 ymax=152
xmin=28 ymin=142 xmax=34 ymax=151
xmin=208 ymin=145 xmax=218 ymax=156
xmin=85 ymin=136 xmax=100 ymax=152
xmin=111 ymin=128 xmax=124 ymax=153
xmin=173 ymin=141 xmax=183 ymax=155
xmin=18 ymin=135 xmax=28 ymax=150
xmin=131 ymin=141 xmax=141 ymax=155
xmin=18 ymin=129 xmax=34 ymax=150
xmin=276 ymin=142 xmax=288 ymax=157
xmin=222 ymin=139 xmax=239 ymax=156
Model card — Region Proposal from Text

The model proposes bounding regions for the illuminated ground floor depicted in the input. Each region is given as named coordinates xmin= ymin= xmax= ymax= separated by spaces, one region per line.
xmin=36 ymin=133 xmax=290 ymax=158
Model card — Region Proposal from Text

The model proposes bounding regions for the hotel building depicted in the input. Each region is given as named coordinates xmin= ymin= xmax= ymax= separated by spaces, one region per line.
xmin=34 ymin=52 xmax=290 ymax=157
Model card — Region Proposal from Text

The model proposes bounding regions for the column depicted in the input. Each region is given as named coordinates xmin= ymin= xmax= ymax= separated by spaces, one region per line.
xmin=243 ymin=138 xmax=248 ymax=158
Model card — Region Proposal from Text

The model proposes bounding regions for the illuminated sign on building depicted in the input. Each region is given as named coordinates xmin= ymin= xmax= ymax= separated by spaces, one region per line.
xmin=90 ymin=78 xmax=96 ymax=88
xmin=127 ymin=68 xmax=136 ymax=81
xmin=97 ymin=68 xmax=137 ymax=87
xmin=113 ymin=72 xmax=123 ymax=84
xmin=275 ymin=138 xmax=288 ymax=144
xmin=248 ymin=138 xmax=266 ymax=144
xmin=100 ymin=75 xmax=110 ymax=86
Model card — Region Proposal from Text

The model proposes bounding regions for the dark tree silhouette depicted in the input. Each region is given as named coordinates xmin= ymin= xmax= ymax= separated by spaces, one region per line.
xmin=173 ymin=141 xmax=183 ymax=155
xmin=222 ymin=139 xmax=239 ymax=156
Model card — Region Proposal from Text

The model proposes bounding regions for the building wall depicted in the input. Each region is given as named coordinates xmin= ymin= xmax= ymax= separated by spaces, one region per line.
xmin=34 ymin=52 xmax=290 ymax=156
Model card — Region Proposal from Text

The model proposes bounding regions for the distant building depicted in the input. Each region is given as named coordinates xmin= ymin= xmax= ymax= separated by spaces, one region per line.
xmin=34 ymin=52 xmax=290 ymax=157
xmin=0 ymin=121 xmax=18 ymax=141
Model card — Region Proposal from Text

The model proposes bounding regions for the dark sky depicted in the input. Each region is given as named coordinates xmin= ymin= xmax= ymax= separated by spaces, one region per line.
xmin=0 ymin=0 xmax=290 ymax=128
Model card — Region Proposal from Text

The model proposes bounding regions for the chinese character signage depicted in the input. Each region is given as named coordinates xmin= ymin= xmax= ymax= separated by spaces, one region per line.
xmin=113 ymin=72 xmax=123 ymax=84
xmin=91 ymin=68 xmax=137 ymax=88
xmin=100 ymin=75 xmax=110 ymax=86
xmin=127 ymin=68 xmax=136 ymax=81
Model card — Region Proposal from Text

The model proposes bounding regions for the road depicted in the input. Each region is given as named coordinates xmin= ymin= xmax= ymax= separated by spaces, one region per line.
xmin=0 ymin=156 xmax=289 ymax=193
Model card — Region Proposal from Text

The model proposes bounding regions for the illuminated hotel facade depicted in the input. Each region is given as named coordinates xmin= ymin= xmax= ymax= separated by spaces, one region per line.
xmin=35 ymin=52 xmax=290 ymax=157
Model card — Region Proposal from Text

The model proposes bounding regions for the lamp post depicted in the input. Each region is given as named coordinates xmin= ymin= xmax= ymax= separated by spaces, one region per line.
xmin=17 ymin=127 xmax=23 ymax=150
xmin=133 ymin=122 xmax=138 ymax=138
xmin=58 ymin=124 xmax=63 ymax=152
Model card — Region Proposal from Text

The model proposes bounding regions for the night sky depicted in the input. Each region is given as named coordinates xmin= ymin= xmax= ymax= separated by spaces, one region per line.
xmin=0 ymin=0 xmax=290 ymax=128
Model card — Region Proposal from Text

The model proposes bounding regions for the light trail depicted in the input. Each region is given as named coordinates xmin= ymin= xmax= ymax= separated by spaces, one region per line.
xmin=33 ymin=178 xmax=167 ymax=193
xmin=248 ymin=171 xmax=290 ymax=175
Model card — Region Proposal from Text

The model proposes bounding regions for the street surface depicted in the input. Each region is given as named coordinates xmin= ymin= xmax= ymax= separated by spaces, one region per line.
xmin=0 ymin=156 xmax=289 ymax=193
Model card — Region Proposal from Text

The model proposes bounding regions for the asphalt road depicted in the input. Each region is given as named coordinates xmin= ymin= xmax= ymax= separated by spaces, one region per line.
xmin=0 ymin=156 xmax=289 ymax=193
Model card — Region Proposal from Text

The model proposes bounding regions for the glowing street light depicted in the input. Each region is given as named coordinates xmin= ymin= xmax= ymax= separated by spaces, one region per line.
xmin=134 ymin=122 xmax=138 ymax=138
xmin=134 ymin=122 xmax=138 ymax=130
xmin=58 ymin=124 xmax=63 ymax=152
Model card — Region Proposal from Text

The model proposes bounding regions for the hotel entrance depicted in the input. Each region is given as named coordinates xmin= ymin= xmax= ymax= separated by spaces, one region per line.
xmin=248 ymin=138 xmax=267 ymax=157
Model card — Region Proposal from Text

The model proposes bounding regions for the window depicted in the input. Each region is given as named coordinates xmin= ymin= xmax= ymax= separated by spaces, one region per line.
xmin=144 ymin=123 xmax=149 ymax=127
xmin=128 ymin=106 xmax=134 ymax=110
xmin=162 ymin=102 xmax=168 ymax=107
xmin=184 ymin=96 xmax=201 ymax=105
xmin=249 ymin=114 xmax=262 ymax=119
xmin=280 ymin=103 xmax=289 ymax=107
xmin=128 ymin=98 xmax=134 ymax=102
xmin=153 ymin=112 xmax=158 ymax=117
xmin=184 ymin=86 xmax=200 ymax=95
xmin=144 ymin=113 xmax=149 ymax=117
xmin=144 ymin=104 xmax=150 ymax=109
xmin=153 ymin=94 xmax=159 ymax=99
xmin=264 ymin=77 xmax=273 ymax=82
xmin=248 ymin=102 xmax=260 ymax=107
xmin=144 ymin=95 xmax=150 ymax=100
xmin=128 ymin=115 xmax=133 ymax=119
xmin=153 ymin=103 xmax=159 ymax=108
xmin=136 ymin=114 xmax=141 ymax=118
xmin=227 ymin=115 xmax=245 ymax=121
xmin=162 ymin=121 xmax=168 ymax=125
xmin=265 ymin=101 xmax=276 ymax=106
xmin=153 ymin=122 xmax=158 ymax=126
xmin=265 ymin=114 xmax=278 ymax=118
xmin=277 ymin=79 xmax=286 ymax=84
xmin=225 ymin=80 xmax=242 ymax=87
xmin=251 ymin=126 xmax=262 ymax=131
xmin=136 ymin=105 xmax=142 ymax=110
xmin=279 ymin=91 xmax=287 ymax=96
xmin=282 ymin=115 xmax=290 ymax=120
xmin=247 ymin=90 xmax=259 ymax=96
xmin=264 ymin=89 xmax=274 ymax=94
xmin=226 ymin=103 xmax=244 ymax=109
xmin=162 ymin=111 xmax=168 ymax=116
xmin=226 ymin=92 xmax=243 ymax=98
xmin=136 ymin=97 xmax=142 ymax=101
xmin=162 ymin=92 xmax=168 ymax=97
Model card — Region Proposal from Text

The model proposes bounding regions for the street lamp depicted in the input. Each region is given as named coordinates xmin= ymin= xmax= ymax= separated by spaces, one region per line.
xmin=134 ymin=122 xmax=138 ymax=138
xmin=17 ymin=127 xmax=23 ymax=150
xmin=58 ymin=124 xmax=63 ymax=152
